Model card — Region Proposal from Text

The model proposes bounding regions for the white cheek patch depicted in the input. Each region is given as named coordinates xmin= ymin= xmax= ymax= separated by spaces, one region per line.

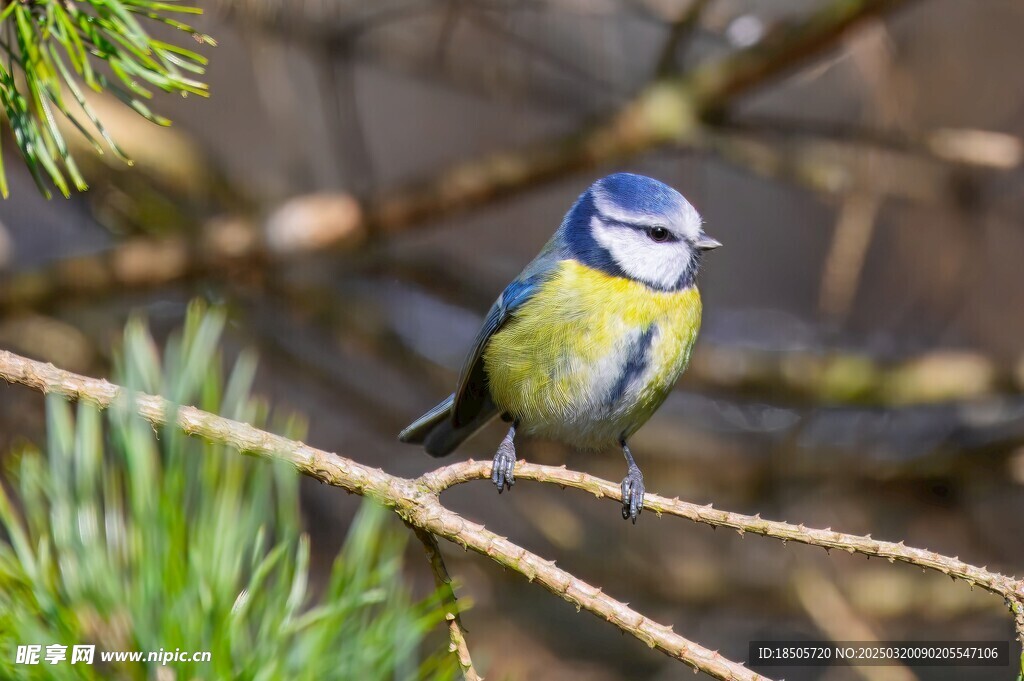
xmin=591 ymin=216 xmax=693 ymax=290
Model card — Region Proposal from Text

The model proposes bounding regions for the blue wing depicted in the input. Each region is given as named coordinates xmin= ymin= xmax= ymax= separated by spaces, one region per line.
xmin=451 ymin=273 xmax=542 ymax=426
xmin=400 ymin=231 xmax=568 ymax=455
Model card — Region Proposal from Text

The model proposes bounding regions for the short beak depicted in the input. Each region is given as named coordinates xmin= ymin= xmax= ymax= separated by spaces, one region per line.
xmin=694 ymin=235 xmax=722 ymax=251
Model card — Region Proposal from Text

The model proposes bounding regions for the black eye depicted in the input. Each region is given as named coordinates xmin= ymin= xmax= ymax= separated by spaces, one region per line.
xmin=647 ymin=226 xmax=670 ymax=243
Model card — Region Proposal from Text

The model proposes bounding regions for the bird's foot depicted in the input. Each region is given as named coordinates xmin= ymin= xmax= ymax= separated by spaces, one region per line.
xmin=491 ymin=429 xmax=517 ymax=493
xmin=620 ymin=464 xmax=645 ymax=523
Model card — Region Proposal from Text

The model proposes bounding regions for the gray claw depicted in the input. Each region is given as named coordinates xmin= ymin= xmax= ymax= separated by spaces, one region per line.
xmin=621 ymin=465 xmax=644 ymax=523
xmin=492 ymin=434 xmax=516 ymax=493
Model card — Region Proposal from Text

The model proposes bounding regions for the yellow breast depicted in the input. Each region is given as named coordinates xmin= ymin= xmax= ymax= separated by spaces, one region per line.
xmin=482 ymin=259 xmax=702 ymax=446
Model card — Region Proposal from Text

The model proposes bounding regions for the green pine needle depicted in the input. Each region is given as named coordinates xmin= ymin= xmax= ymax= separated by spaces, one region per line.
xmin=0 ymin=303 xmax=459 ymax=680
xmin=0 ymin=0 xmax=213 ymax=199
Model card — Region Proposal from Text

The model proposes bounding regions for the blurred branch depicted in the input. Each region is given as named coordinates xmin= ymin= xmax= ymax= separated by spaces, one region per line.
xmin=312 ymin=37 xmax=378 ymax=194
xmin=793 ymin=568 xmax=918 ymax=681
xmin=56 ymin=88 xmax=241 ymax=220
xmin=216 ymin=1 xmax=435 ymax=43
xmin=238 ymin=26 xmax=314 ymax=191
xmin=684 ymin=345 xmax=1023 ymax=406
xmin=720 ymin=117 xmax=1024 ymax=171
xmin=0 ymin=218 xmax=260 ymax=309
xmin=820 ymin=192 xmax=880 ymax=320
xmin=814 ymin=19 xmax=898 ymax=324
xmin=0 ymin=348 xmax=769 ymax=681
xmin=412 ymin=526 xmax=481 ymax=681
xmin=366 ymin=0 xmax=915 ymax=233
xmin=229 ymin=271 xmax=1024 ymax=477
xmin=653 ymin=0 xmax=711 ymax=77
xmin=694 ymin=126 xmax=1002 ymax=207
xmin=0 ymin=0 xmax=918 ymax=312
xmin=460 ymin=6 xmax=621 ymax=96
xmin=249 ymin=256 xmax=1024 ymax=411
xmin=697 ymin=120 xmax=1023 ymax=218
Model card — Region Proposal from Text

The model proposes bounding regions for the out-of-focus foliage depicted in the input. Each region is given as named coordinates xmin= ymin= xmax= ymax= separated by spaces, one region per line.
xmin=0 ymin=303 xmax=457 ymax=680
xmin=0 ymin=0 xmax=214 ymax=198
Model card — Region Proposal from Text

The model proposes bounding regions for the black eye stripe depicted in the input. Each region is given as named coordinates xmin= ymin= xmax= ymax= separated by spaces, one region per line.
xmin=601 ymin=217 xmax=679 ymax=242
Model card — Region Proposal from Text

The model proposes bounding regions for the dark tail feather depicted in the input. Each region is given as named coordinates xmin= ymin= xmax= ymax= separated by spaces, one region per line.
xmin=399 ymin=394 xmax=455 ymax=444
xmin=399 ymin=393 xmax=498 ymax=458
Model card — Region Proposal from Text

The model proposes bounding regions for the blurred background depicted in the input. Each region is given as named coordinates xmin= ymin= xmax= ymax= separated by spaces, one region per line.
xmin=1 ymin=0 xmax=1023 ymax=679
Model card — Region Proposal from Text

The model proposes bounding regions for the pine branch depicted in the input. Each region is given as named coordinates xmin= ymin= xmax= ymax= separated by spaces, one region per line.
xmin=0 ymin=0 xmax=214 ymax=198
xmin=2 ymin=347 xmax=1022 ymax=678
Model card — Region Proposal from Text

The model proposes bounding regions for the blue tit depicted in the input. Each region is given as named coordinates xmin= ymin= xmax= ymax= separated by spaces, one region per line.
xmin=400 ymin=172 xmax=721 ymax=522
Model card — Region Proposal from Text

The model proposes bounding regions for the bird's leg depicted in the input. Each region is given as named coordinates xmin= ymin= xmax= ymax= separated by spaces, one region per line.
xmin=620 ymin=440 xmax=645 ymax=523
xmin=492 ymin=422 xmax=518 ymax=493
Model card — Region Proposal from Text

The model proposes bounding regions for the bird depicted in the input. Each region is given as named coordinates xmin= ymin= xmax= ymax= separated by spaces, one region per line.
xmin=400 ymin=173 xmax=720 ymax=522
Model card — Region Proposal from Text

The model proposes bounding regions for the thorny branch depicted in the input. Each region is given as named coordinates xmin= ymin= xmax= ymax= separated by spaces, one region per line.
xmin=421 ymin=461 xmax=1024 ymax=605
xmin=411 ymin=526 xmax=481 ymax=681
xmin=1 ymin=348 xmax=1022 ymax=680
xmin=0 ymin=348 xmax=767 ymax=681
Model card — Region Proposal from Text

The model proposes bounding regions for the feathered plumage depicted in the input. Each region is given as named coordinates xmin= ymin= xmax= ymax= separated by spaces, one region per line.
xmin=400 ymin=173 xmax=720 ymax=521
